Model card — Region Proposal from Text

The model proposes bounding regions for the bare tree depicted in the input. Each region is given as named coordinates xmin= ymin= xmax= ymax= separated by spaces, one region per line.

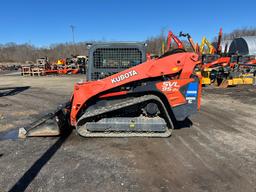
xmin=0 ymin=43 xmax=89 ymax=63
xmin=5 ymin=27 xmax=254 ymax=63
xmin=213 ymin=27 xmax=256 ymax=41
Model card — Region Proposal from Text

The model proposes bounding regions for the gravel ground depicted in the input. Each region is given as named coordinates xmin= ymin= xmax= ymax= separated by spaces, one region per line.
xmin=0 ymin=75 xmax=255 ymax=192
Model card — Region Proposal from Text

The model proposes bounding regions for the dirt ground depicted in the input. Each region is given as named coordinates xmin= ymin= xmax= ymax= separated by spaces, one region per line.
xmin=0 ymin=74 xmax=256 ymax=192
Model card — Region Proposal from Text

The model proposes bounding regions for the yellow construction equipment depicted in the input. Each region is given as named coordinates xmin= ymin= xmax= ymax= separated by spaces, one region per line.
xmin=201 ymin=68 xmax=213 ymax=85
xmin=199 ymin=37 xmax=216 ymax=55
xmin=227 ymin=74 xmax=255 ymax=86
xmin=57 ymin=59 xmax=65 ymax=65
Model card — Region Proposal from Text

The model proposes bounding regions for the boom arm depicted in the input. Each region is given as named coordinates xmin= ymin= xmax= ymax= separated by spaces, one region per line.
xmin=165 ymin=31 xmax=184 ymax=52
xmin=216 ymin=28 xmax=223 ymax=54
xmin=179 ymin=32 xmax=197 ymax=53
xmin=200 ymin=37 xmax=216 ymax=54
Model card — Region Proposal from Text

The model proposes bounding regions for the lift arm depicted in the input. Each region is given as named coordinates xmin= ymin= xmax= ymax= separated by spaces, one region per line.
xmin=165 ymin=31 xmax=184 ymax=52
xmin=179 ymin=31 xmax=197 ymax=53
xmin=200 ymin=37 xmax=216 ymax=54
xmin=216 ymin=28 xmax=223 ymax=55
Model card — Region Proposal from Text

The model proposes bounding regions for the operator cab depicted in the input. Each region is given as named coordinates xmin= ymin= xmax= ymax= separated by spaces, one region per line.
xmin=87 ymin=42 xmax=146 ymax=80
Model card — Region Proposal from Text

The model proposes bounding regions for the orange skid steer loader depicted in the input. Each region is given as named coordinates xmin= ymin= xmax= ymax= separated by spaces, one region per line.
xmin=19 ymin=49 xmax=202 ymax=138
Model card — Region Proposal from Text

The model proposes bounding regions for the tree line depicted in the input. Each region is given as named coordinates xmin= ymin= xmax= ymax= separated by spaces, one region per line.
xmin=0 ymin=43 xmax=88 ymax=63
xmin=0 ymin=27 xmax=256 ymax=63
xmin=214 ymin=27 xmax=256 ymax=41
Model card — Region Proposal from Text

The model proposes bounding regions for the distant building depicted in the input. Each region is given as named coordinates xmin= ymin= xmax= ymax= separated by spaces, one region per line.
xmin=229 ymin=36 xmax=256 ymax=55
xmin=220 ymin=40 xmax=232 ymax=53
xmin=212 ymin=40 xmax=232 ymax=53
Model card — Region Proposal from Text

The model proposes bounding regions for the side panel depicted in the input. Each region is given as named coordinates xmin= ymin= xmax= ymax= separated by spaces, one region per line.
xmin=156 ymin=79 xmax=193 ymax=107
xmin=156 ymin=78 xmax=201 ymax=121
xmin=97 ymin=77 xmax=201 ymax=122
xmin=70 ymin=52 xmax=199 ymax=126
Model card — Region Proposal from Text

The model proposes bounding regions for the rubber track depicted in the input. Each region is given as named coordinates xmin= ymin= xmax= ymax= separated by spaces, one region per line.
xmin=76 ymin=95 xmax=173 ymax=137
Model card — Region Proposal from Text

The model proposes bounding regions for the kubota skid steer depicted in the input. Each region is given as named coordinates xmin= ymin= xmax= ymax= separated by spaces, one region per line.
xmin=19 ymin=50 xmax=201 ymax=138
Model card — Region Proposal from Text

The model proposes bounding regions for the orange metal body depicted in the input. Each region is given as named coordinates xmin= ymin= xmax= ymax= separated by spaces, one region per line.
xmin=166 ymin=31 xmax=184 ymax=52
xmin=70 ymin=52 xmax=200 ymax=126
xmin=45 ymin=68 xmax=79 ymax=75
xmin=155 ymin=78 xmax=194 ymax=107
xmin=247 ymin=59 xmax=256 ymax=65
xmin=202 ymin=57 xmax=230 ymax=69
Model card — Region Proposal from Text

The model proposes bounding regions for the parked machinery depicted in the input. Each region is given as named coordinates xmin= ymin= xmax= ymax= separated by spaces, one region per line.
xmin=77 ymin=55 xmax=88 ymax=74
xmin=227 ymin=55 xmax=256 ymax=86
xmin=165 ymin=31 xmax=184 ymax=52
xmin=19 ymin=48 xmax=202 ymax=138
xmin=197 ymin=28 xmax=242 ymax=87
xmin=200 ymin=37 xmax=216 ymax=55
xmin=179 ymin=31 xmax=199 ymax=53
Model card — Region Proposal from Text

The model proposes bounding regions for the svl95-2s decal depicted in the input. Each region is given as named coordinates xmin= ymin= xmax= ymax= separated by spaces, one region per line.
xmin=161 ymin=81 xmax=180 ymax=92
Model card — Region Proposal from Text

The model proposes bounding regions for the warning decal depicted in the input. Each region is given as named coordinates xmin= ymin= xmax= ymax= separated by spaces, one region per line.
xmin=185 ymin=82 xmax=198 ymax=103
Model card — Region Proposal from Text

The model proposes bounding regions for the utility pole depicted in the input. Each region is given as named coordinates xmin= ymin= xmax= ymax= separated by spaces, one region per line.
xmin=70 ymin=25 xmax=75 ymax=43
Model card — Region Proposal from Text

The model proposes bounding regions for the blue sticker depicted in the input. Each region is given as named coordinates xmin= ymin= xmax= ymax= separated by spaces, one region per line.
xmin=186 ymin=82 xmax=198 ymax=97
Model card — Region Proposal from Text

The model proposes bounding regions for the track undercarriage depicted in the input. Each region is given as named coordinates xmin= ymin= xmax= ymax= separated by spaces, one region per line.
xmin=76 ymin=94 xmax=173 ymax=137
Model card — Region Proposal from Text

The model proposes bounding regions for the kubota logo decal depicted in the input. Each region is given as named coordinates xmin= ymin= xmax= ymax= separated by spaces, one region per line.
xmin=111 ymin=70 xmax=138 ymax=83
xmin=162 ymin=81 xmax=180 ymax=91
